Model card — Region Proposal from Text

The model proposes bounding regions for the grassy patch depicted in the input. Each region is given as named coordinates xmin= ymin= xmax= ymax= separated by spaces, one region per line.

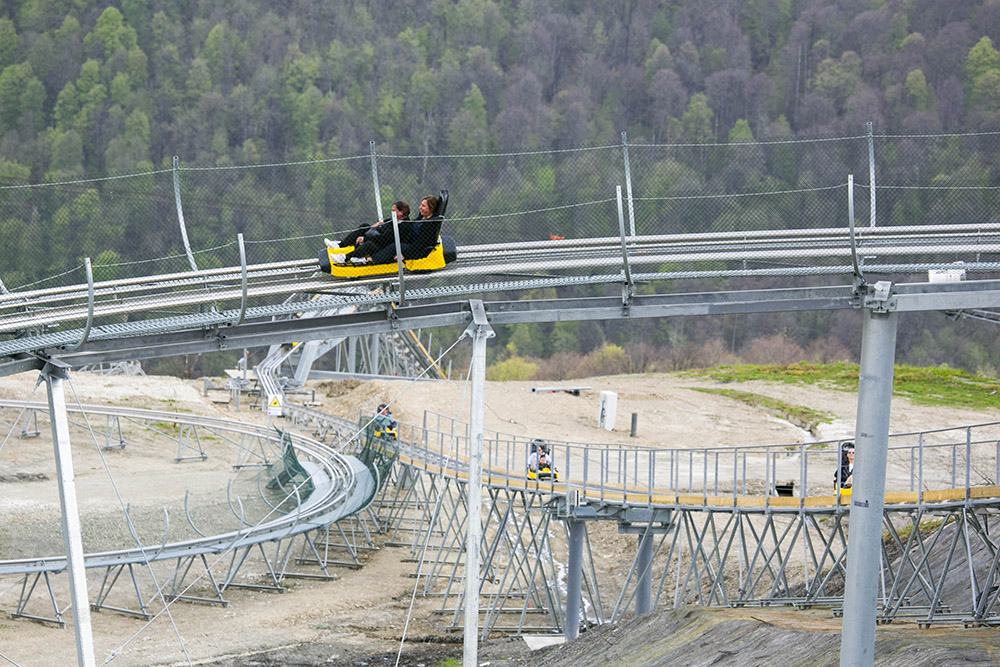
xmin=690 ymin=387 xmax=834 ymax=433
xmin=684 ymin=363 xmax=1000 ymax=410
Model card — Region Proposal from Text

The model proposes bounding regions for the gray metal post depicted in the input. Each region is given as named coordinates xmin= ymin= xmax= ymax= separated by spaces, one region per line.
xmin=867 ymin=121 xmax=876 ymax=228
xmin=463 ymin=300 xmax=494 ymax=667
xmin=636 ymin=529 xmax=653 ymax=616
xmin=839 ymin=306 xmax=898 ymax=667
xmin=370 ymin=140 xmax=384 ymax=221
xmin=565 ymin=519 xmax=586 ymax=640
xmin=41 ymin=361 xmax=96 ymax=667
xmin=172 ymin=155 xmax=199 ymax=272
xmin=391 ymin=210 xmax=406 ymax=307
xmin=615 ymin=186 xmax=634 ymax=287
xmin=621 ymin=131 xmax=636 ymax=236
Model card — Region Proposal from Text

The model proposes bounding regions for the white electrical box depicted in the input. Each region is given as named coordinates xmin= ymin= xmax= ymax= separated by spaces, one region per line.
xmin=598 ymin=391 xmax=617 ymax=431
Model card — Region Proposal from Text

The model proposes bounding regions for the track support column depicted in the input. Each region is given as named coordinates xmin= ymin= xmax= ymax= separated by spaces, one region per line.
xmin=463 ymin=300 xmax=494 ymax=667
xmin=840 ymin=303 xmax=898 ymax=667
xmin=636 ymin=529 xmax=654 ymax=616
xmin=565 ymin=519 xmax=586 ymax=640
xmin=42 ymin=360 xmax=96 ymax=667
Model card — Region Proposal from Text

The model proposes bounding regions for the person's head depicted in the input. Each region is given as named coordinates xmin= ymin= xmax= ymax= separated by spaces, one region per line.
xmin=419 ymin=195 xmax=438 ymax=219
xmin=377 ymin=403 xmax=388 ymax=414
xmin=843 ymin=442 xmax=855 ymax=460
xmin=391 ymin=201 xmax=410 ymax=219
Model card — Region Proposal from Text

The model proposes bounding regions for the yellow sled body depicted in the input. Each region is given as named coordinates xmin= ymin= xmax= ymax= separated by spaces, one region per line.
xmin=527 ymin=466 xmax=559 ymax=482
xmin=320 ymin=239 xmax=449 ymax=278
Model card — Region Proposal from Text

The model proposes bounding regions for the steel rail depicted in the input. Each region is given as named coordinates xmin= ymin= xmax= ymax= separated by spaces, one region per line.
xmin=0 ymin=240 xmax=993 ymax=334
xmin=0 ymin=406 xmax=361 ymax=576
xmin=3 ymin=224 xmax=998 ymax=315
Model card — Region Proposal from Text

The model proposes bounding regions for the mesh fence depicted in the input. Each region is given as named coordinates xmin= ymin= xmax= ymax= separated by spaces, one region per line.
xmin=2 ymin=130 xmax=1000 ymax=340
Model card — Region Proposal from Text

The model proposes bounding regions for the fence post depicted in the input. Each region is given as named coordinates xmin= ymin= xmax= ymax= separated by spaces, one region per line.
xmin=172 ymin=156 xmax=199 ymax=271
xmin=370 ymin=140 xmax=384 ymax=221
xmin=867 ymin=121 xmax=876 ymax=228
xmin=616 ymin=186 xmax=634 ymax=288
xmin=621 ymin=130 xmax=636 ymax=236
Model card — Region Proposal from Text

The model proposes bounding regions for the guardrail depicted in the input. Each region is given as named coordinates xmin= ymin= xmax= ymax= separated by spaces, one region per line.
xmin=408 ymin=411 xmax=1000 ymax=508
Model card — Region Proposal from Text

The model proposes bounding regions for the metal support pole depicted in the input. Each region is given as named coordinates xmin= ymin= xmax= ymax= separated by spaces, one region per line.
xmin=392 ymin=210 xmax=406 ymax=307
xmin=867 ymin=122 xmax=876 ymax=228
xmin=234 ymin=234 xmax=248 ymax=326
xmin=67 ymin=257 xmax=94 ymax=352
xmin=840 ymin=306 xmax=898 ymax=667
xmin=172 ymin=156 xmax=199 ymax=272
xmin=636 ymin=529 xmax=654 ymax=616
xmin=565 ymin=519 xmax=586 ymax=640
xmin=463 ymin=300 xmax=494 ymax=667
xmin=621 ymin=131 xmax=636 ymax=236
xmin=370 ymin=140 xmax=384 ymax=221
xmin=848 ymin=175 xmax=864 ymax=283
xmin=615 ymin=186 xmax=633 ymax=287
xmin=41 ymin=361 xmax=96 ymax=667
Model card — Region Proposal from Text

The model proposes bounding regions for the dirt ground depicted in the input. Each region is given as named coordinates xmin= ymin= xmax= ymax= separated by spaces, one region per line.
xmin=0 ymin=370 xmax=997 ymax=666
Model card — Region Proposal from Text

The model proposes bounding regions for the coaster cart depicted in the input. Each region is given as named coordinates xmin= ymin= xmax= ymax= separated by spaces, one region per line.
xmin=526 ymin=438 xmax=559 ymax=482
xmin=318 ymin=190 xmax=456 ymax=278
xmin=527 ymin=464 xmax=559 ymax=482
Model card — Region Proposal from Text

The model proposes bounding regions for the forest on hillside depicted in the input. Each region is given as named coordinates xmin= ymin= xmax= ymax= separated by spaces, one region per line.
xmin=1 ymin=0 xmax=1000 ymax=379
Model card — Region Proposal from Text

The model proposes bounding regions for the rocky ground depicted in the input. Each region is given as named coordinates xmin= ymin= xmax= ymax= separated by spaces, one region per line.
xmin=0 ymin=370 xmax=997 ymax=666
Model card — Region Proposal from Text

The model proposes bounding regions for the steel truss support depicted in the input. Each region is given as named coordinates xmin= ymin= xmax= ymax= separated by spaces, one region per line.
xmin=290 ymin=511 xmax=381 ymax=573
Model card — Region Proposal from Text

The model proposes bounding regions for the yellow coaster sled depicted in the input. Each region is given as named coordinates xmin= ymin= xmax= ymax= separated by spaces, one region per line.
xmin=527 ymin=466 xmax=559 ymax=482
xmin=318 ymin=236 xmax=455 ymax=278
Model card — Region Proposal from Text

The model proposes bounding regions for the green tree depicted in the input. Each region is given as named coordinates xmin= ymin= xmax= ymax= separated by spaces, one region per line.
xmin=681 ymin=93 xmax=713 ymax=143
xmin=104 ymin=109 xmax=151 ymax=172
xmin=288 ymin=86 xmax=324 ymax=154
xmin=810 ymin=52 xmax=862 ymax=109
xmin=728 ymin=118 xmax=754 ymax=143
xmin=46 ymin=129 xmax=85 ymax=179
xmin=0 ymin=18 xmax=16 ymax=70
xmin=446 ymin=84 xmax=489 ymax=153
xmin=965 ymin=36 xmax=1000 ymax=84
xmin=904 ymin=69 xmax=934 ymax=112
xmin=86 ymin=7 xmax=138 ymax=60
xmin=0 ymin=63 xmax=44 ymax=132
xmin=486 ymin=356 xmax=538 ymax=381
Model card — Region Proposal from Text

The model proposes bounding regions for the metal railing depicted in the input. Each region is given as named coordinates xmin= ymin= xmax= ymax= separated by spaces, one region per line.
xmin=410 ymin=410 xmax=1000 ymax=508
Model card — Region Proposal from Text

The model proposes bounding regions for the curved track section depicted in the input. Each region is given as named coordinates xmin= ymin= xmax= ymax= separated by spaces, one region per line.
xmin=0 ymin=401 xmax=379 ymax=578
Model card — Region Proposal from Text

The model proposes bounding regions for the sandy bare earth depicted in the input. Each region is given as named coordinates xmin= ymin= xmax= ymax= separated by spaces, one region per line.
xmin=0 ymin=370 xmax=996 ymax=666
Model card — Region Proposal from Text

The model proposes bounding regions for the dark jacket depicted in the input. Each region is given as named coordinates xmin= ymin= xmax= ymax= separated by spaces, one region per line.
xmin=834 ymin=460 xmax=853 ymax=488
xmin=371 ymin=213 xmax=442 ymax=264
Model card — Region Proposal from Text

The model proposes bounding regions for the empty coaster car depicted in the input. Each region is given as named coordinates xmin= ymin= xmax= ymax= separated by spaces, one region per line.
xmin=319 ymin=189 xmax=457 ymax=277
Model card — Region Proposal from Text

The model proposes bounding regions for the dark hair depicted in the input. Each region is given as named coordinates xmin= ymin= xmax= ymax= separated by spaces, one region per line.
xmin=421 ymin=195 xmax=438 ymax=217
xmin=377 ymin=403 xmax=387 ymax=412
xmin=392 ymin=201 xmax=410 ymax=218
xmin=842 ymin=441 xmax=855 ymax=451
